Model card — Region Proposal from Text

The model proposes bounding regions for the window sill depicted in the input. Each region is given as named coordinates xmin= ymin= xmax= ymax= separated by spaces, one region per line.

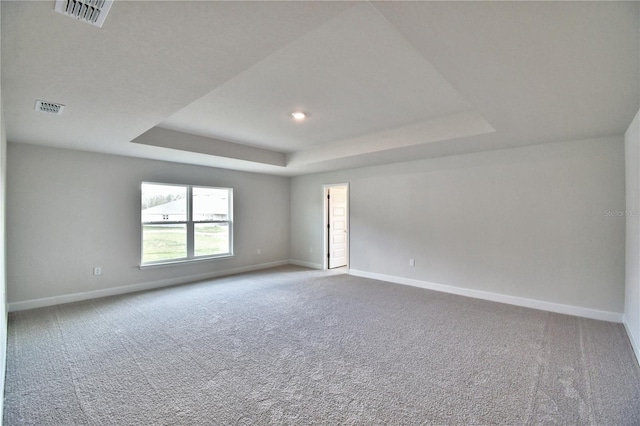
xmin=139 ymin=254 xmax=234 ymax=269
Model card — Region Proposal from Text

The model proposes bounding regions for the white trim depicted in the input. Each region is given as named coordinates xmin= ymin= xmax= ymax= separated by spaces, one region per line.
xmin=139 ymin=254 xmax=235 ymax=269
xmin=349 ymin=269 xmax=623 ymax=323
xmin=140 ymin=183 xmax=233 ymax=265
xmin=323 ymin=183 xmax=350 ymax=270
xmin=8 ymin=260 xmax=289 ymax=312
xmin=289 ymin=259 xmax=323 ymax=270
xmin=623 ymin=319 xmax=640 ymax=367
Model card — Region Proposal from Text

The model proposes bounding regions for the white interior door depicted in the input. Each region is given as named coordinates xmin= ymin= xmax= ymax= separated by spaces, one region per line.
xmin=328 ymin=186 xmax=348 ymax=269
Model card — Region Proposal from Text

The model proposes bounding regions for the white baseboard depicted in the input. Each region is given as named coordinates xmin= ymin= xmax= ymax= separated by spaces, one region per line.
xmin=9 ymin=262 xmax=625 ymax=325
xmin=349 ymin=269 xmax=623 ymax=323
xmin=623 ymin=320 xmax=640 ymax=367
xmin=8 ymin=260 xmax=290 ymax=312
xmin=289 ymin=259 xmax=323 ymax=270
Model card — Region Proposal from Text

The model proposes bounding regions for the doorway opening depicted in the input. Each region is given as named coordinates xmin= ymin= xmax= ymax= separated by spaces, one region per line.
xmin=323 ymin=184 xmax=349 ymax=270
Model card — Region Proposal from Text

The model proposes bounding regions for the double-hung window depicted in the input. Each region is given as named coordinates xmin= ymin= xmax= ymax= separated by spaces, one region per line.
xmin=141 ymin=182 xmax=233 ymax=265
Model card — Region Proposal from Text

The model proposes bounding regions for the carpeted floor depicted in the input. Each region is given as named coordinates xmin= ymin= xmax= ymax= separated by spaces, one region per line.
xmin=4 ymin=266 xmax=640 ymax=425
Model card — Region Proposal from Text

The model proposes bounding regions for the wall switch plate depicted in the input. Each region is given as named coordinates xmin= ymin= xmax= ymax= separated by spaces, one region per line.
xmin=257 ymin=249 xmax=261 ymax=255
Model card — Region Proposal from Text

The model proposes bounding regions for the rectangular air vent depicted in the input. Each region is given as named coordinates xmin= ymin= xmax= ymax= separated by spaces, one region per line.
xmin=54 ymin=0 xmax=113 ymax=28
xmin=35 ymin=100 xmax=65 ymax=115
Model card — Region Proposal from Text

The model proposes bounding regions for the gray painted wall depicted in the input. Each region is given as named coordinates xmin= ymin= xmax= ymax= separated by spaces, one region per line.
xmin=4 ymin=135 xmax=629 ymax=319
xmin=6 ymin=143 xmax=290 ymax=304
xmin=291 ymin=136 xmax=625 ymax=313
xmin=625 ymin=109 xmax=640 ymax=361
xmin=0 ymin=48 xmax=8 ymax=421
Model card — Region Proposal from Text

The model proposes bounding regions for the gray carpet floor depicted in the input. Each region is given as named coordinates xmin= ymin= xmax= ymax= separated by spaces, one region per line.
xmin=4 ymin=265 xmax=640 ymax=425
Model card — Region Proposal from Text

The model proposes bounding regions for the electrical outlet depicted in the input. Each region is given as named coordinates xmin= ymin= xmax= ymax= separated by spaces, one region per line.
xmin=409 ymin=259 xmax=415 ymax=267
xmin=93 ymin=267 xmax=102 ymax=276
xmin=257 ymin=249 xmax=261 ymax=255
xmin=310 ymin=247 xmax=313 ymax=253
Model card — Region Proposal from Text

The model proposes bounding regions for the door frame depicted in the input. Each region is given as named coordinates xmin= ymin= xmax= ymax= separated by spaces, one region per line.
xmin=323 ymin=183 xmax=350 ymax=270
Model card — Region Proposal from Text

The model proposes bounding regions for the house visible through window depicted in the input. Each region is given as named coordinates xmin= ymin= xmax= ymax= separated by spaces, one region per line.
xmin=141 ymin=182 xmax=233 ymax=265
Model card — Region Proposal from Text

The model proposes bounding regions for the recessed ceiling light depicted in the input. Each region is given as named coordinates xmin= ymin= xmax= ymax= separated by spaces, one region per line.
xmin=291 ymin=111 xmax=307 ymax=121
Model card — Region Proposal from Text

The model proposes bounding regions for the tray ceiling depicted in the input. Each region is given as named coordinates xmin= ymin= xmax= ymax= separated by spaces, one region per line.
xmin=2 ymin=1 xmax=638 ymax=175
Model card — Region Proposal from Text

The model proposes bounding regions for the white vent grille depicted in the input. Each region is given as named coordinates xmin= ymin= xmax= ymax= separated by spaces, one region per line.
xmin=35 ymin=100 xmax=65 ymax=115
xmin=54 ymin=0 xmax=113 ymax=28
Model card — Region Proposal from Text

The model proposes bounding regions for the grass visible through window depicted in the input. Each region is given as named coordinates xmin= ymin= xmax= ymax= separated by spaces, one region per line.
xmin=143 ymin=225 xmax=228 ymax=262
xmin=195 ymin=224 xmax=229 ymax=257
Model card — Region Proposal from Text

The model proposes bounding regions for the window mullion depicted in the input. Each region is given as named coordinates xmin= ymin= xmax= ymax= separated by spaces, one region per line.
xmin=186 ymin=186 xmax=194 ymax=258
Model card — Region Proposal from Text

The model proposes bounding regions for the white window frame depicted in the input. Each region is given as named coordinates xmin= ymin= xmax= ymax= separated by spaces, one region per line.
xmin=140 ymin=182 xmax=233 ymax=267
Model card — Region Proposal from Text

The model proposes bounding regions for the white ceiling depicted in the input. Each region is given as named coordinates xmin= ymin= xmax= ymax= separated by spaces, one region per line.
xmin=2 ymin=1 xmax=638 ymax=176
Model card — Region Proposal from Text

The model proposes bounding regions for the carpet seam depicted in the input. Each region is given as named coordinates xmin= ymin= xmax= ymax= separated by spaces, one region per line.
xmin=578 ymin=318 xmax=597 ymax=425
xmin=524 ymin=312 xmax=550 ymax=426
xmin=53 ymin=307 xmax=92 ymax=425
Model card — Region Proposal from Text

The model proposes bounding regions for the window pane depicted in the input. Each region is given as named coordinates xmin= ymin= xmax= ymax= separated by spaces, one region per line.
xmin=141 ymin=183 xmax=187 ymax=223
xmin=194 ymin=223 xmax=229 ymax=257
xmin=142 ymin=224 xmax=187 ymax=262
xmin=193 ymin=187 xmax=229 ymax=222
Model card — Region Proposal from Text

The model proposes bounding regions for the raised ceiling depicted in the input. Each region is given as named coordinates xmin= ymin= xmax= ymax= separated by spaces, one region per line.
xmin=2 ymin=1 xmax=638 ymax=176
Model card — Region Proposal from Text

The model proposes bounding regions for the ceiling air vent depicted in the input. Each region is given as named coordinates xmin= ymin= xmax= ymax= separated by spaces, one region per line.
xmin=35 ymin=100 xmax=65 ymax=115
xmin=54 ymin=0 xmax=113 ymax=28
